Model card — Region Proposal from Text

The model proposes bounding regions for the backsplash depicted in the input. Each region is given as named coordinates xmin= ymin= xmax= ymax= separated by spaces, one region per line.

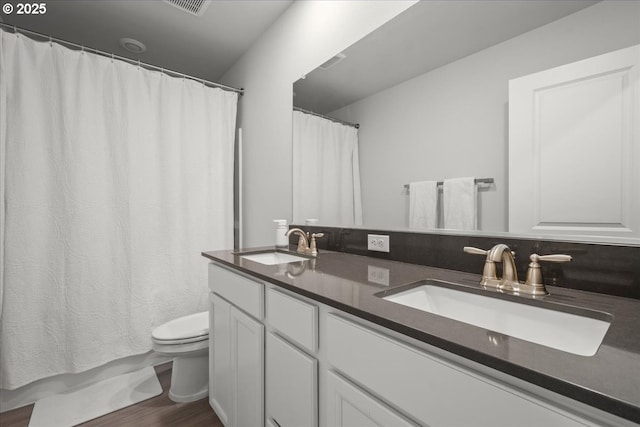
xmin=290 ymin=225 xmax=640 ymax=300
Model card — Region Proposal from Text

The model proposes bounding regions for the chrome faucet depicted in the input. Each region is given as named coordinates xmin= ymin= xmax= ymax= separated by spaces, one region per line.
xmin=285 ymin=228 xmax=324 ymax=256
xmin=464 ymin=245 xmax=571 ymax=296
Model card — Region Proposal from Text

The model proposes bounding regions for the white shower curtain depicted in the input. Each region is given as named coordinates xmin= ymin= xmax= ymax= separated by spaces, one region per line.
xmin=292 ymin=110 xmax=362 ymax=226
xmin=0 ymin=31 xmax=237 ymax=389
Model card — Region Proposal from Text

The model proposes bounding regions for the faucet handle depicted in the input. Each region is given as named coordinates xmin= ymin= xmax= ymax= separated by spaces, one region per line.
xmin=524 ymin=253 xmax=572 ymax=296
xmin=463 ymin=247 xmax=498 ymax=283
xmin=463 ymin=246 xmax=488 ymax=255
xmin=309 ymin=233 xmax=325 ymax=256
xmin=530 ymin=254 xmax=572 ymax=263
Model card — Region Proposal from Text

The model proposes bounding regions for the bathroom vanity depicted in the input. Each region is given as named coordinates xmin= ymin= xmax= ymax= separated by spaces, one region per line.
xmin=202 ymin=247 xmax=640 ymax=427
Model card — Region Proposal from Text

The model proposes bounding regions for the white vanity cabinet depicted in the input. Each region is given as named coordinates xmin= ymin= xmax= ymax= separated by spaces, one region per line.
xmin=207 ymin=260 xmax=630 ymax=427
xmin=326 ymin=313 xmax=601 ymax=427
xmin=265 ymin=288 xmax=319 ymax=427
xmin=208 ymin=263 xmax=265 ymax=427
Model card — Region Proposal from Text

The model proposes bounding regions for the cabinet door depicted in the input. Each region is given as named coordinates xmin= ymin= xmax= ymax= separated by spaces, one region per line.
xmin=209 ymin=293 xmax=231 ymax=426
xmin=230 ymin=306 xmax=264 ymax=427
xmin=266 ymin=332 xmax=317 ymax=427
xmin=326 ymin=370 xmax=416 ymax=427
xmin=509 ymin=44 xmax=639 ymax=239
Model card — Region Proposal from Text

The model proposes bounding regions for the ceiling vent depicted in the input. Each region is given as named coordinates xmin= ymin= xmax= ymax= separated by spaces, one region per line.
xmin=163 ymin=0 xmax=211 ymax=16
xmin=318 ymin=53 xmax=346 ymax=70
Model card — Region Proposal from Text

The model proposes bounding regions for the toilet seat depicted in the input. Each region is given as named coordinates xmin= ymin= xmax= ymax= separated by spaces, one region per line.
xmin=152 ymin=337 xmax=209 ymax=356
xmin=152 ymin=311 xmax=208 ymax=345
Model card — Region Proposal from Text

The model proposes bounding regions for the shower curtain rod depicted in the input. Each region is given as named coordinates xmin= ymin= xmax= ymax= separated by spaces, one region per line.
xmin=0 ymin=23 xmax=244 ymax=95
xmin=294 ymin=107 xmax=360 ymax=129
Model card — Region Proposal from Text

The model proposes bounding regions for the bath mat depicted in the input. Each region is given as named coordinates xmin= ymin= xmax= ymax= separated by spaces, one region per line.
xmin=28 ymin=366 xmax=162 ymax=427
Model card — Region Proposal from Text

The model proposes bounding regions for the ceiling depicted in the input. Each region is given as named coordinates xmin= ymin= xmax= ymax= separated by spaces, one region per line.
xmin=293 ymin=0 xmax=599 ymax=114
xmin=1 ymin=0 xmax=293 ymax=83
xmin=1 ymin=0 xmax=599 ymax=103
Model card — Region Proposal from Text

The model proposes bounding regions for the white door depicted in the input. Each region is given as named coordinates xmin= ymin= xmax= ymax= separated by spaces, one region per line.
xmin=230 ymin=305 xmax=264 ymax=427
xmin=509 ymin=44 xmax=639 ymax=240
xmin=266 ymin=332 xmax=318 ymax=427
xmin=209 ymin=293 xmax=232 ymax=426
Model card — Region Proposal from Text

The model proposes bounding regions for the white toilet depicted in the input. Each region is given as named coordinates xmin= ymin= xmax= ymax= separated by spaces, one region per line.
xmin=151 ymin=311 xmax=209 ymax=402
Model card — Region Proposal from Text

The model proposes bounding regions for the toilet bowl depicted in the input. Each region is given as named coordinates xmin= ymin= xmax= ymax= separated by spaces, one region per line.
xmin=152 ymin=311 xmax=209 ymax=403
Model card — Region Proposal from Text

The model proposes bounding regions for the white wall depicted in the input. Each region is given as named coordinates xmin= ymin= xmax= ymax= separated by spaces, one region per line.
xmin=332 ymin=0 xmax=640 ymax=231
xmin=220 ymin=1 xmax=416 ymax=247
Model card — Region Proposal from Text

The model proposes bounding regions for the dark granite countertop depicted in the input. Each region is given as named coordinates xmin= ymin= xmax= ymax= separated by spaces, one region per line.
xmin=202 ymin=247 xmax=640 ymax=423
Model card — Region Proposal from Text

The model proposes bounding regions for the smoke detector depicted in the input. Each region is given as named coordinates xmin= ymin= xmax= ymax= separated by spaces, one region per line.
xmin=163 ymin=0 xmax=212 ymax=16
xmin=119 ymin=38 xmax=147 ymax=54
xmin=318 ymin=53 xmax=346 ymax=70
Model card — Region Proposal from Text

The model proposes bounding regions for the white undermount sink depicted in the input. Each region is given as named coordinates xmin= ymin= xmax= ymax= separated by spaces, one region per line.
xmin=239 ymin=251 xmax=309 ymax=265
xmin=382 ymin=281 xmax=611 ymax=356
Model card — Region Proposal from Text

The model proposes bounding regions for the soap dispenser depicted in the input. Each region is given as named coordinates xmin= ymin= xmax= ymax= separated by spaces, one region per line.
xmin=273 ymin=219 xmax=289 ymax=248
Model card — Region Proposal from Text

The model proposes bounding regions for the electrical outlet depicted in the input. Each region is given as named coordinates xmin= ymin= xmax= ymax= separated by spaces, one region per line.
xmin=367 ymin=234 xmax=390 ymax=253
xmin=368 ymin=266 xmax=390 ymax=286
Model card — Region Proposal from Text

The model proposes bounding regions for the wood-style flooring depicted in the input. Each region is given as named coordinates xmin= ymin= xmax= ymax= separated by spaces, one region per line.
xmin=0 ymin=363 xmax=223 ymax=427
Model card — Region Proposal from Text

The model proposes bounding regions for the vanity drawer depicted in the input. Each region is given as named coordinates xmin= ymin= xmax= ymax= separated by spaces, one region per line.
xmin=326 ymin=314 xmax=591 ymax=427
xmin=208 ymin=262 xmax=264 ymax=319
xmin=266 ymin=287 xmax=318 ymax=353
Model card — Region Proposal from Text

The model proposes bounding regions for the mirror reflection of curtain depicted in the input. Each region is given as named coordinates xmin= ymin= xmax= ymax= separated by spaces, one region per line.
xmin=0 ymin=30 xmax=237 ymax=389
xmin=292 ymin=111 xmax=362 ymax=226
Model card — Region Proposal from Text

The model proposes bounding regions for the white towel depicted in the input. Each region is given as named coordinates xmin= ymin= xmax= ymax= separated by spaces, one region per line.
xmin=409 ymin=181 xmax=438 ymax=229
xmin=443 ymin=177 xmax=477 ymax=230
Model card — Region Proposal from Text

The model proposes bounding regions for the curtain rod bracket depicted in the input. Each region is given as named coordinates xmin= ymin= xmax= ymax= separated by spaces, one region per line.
xmin=293 ymin=107 xmax=359 ymax=129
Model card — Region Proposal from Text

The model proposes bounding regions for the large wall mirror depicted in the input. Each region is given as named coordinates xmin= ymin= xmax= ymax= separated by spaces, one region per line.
xmin=292 ymin=0 xmax=640 ymax=244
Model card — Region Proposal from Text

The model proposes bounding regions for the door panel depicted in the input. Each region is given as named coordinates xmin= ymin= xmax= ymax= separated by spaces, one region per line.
xmin=509 ymin=44 xmax=639 ymax=239
xmin=230 ymin=306 xmax=264 ymax=427
xmin=266 ymin=332 xmax=317 ymax=427
xmin=209 ymin=293 xmax=231 ymax=426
